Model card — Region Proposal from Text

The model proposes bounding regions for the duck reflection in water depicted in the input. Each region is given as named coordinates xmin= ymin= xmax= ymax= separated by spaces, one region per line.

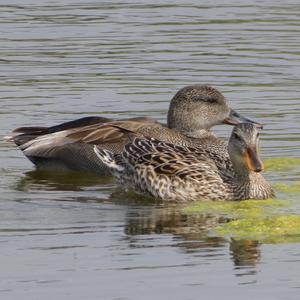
xmin=123 ymin=206 xmax=261 ymax=269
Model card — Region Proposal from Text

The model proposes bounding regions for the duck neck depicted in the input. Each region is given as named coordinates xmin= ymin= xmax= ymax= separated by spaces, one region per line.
xmin=233 ymin=167 xmax=274 ymax=200
xmin=180 ymin=128 xmax=214 ymax=139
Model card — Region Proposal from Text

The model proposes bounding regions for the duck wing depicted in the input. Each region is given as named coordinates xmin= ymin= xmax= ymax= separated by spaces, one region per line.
xmin=118 ymin=137 xmax=229 ymax=201
xmin=122 ymin=136 xmax=234 ymax=180
xmin=8 ymin=117 xmax=164 ymax=172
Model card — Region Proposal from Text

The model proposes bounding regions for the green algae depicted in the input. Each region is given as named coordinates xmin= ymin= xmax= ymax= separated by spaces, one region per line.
xmin=185 ymin=199 xmax=287 ymax=219
xmin=184 ymin=199 xmax=300 ymax=243
xmin=264 ymin=157 xmax=300 ymax=172
xmin=215 ymin=215 xmax=300 ymax=244
xmin=273 ymin=182 xmax=300 ymax=195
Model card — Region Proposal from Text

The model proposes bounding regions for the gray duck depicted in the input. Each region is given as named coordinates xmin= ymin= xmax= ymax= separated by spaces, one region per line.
xmin=93 ymin=123 xmax=274 ymax=201
xmin=6 ymin=85 xmax=261 ymax=174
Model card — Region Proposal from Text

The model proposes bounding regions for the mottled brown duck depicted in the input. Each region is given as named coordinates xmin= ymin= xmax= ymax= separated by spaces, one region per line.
xmin=6 ymin=85 xmax=261 ymax=174
xmin=94 ymin=123 xmax=274 ymax=201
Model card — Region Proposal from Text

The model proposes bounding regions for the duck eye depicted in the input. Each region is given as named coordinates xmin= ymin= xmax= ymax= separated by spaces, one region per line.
xmin=233 ymin=132 xmax=242 ymax=142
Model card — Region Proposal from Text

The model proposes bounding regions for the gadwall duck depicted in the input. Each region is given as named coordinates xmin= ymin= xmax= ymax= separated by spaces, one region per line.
xmin=7 ymin=85 xmax=261 ymax=174
xmin=94 ymin=123 xmax=274 ymax=201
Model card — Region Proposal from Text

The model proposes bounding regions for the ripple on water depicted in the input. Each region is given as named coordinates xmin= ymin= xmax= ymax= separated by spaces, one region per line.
xmin=1 ymin=1 xmax=300 ymax=299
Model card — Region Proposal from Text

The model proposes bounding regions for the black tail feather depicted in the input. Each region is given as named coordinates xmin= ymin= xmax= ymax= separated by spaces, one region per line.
xmin=47 ymin=116 xmax=112 ymax=133
xmin=13 ymin=116 xmax=112 ymax=136
xmin=13 ymin=126 xmax=48 ymax=134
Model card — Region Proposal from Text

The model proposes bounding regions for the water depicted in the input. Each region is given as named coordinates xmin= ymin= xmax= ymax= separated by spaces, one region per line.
xmin=1 ymin=1 xmax=300 ymax=299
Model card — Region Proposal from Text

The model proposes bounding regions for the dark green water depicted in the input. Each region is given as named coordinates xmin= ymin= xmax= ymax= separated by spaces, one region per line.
xmin=0 ymin=1 xmax=300 ymax=299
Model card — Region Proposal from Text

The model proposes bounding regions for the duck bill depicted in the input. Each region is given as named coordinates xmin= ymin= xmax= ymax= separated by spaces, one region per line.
xmin=223 ymin=109 xmax=263 ymax=129
xmin=243 ymin=146 xmax=264 ymax=172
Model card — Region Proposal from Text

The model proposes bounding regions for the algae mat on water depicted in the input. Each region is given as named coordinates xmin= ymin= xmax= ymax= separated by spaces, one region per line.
xmin=215 ymin=215 xmax=300 ymax=244
xmin=264 ymin=157 xmax=300 ymax=171
xmin=185 ymin=199 xmax=287 ymax=219
xmin=265 ymin=157 xmax=300 ymax=197
xmin=184 ymin=199 xmax=300 ymax=243
xmin=273 ymin=182 xmax=300 ymax=195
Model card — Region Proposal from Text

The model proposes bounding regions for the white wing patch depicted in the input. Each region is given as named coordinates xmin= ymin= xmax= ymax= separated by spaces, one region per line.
xmin=93 ymin=145 xmax=124 ymax=172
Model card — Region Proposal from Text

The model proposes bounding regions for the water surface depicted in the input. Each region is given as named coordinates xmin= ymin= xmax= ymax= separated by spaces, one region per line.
xmin=1 ymin=1 xmax=300 ymax=299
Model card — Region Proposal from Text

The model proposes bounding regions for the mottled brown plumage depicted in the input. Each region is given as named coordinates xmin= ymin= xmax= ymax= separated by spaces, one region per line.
xmin=94 ymin=124 xmax=275 ymax=202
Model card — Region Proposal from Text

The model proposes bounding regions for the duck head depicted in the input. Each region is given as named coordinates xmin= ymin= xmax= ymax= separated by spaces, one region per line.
xmin=167 ymin=85 xmax=262 ymax=137
xmin=228 ymin=123 xmax=264 ymax=175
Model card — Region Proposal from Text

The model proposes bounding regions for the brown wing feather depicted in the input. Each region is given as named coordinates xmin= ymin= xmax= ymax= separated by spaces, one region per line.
xmin=120 ymin=138 xmax=229 ymax=201
xmin=65 ymin=119 xmax=165 ymax=145
xmin=122 ymin=136 xmax=233 ymax=184
xmin=123 ymin=137 xmax=219 ymax=173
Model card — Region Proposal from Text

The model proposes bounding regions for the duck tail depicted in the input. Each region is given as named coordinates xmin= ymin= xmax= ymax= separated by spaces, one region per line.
xmin=93 ymin=145 xmax=124 ymax=173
